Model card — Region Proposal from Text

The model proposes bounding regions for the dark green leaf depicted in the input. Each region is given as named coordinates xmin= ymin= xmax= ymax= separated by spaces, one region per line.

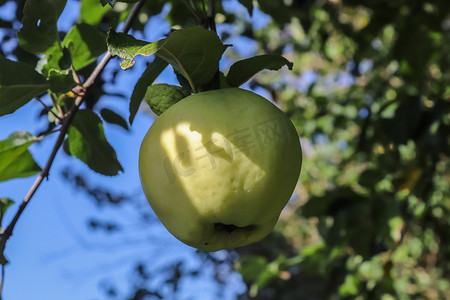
xmin=81 ymin=0 xmax=110 ymax=24
xmin=0 ymin=56 xmax=50 ymax=116
xmin=0 ymin=198 xmax=14 ymax=226
xmin=35 ymin=45 xmax=75 ymax=93
xmin=36 ymin=44 xmax=72 ymax=74
xmin=156 ymin=26 xmax=226 ymax=91
xmin=382 ymin=96 xmax=422 ymax=145
xmin=301 ymin=194 xmax=332 ymax=218
xmin=218 ymin=72 xmax=231 ymax=89
xmin=129 ymin=58 xmax=168 ymax=125
xmin=256 ymin=0 xmax=292 ymax=25
xmin=358 ymin=169 xmax=384 ymax=189
xmin=10 ymin=46 xmax=39 ymax=68
xmin=107 ymin=30 xmax=166 ymax=70
xmin=17 ymin=0 xmax=67 ymax=54
xmin=100 ymin=108 xmax=129 ymax=130
xmin=145 ymin=84 xmax=191 ymax=116
xmin=301 ymin=187 xmax=363 ymax=218
xmin=68 ymin=109 xmax=123 ymax=176
xmin=63 ymin=23 xmax=107 ymax=70
xmin=174 ymin=70 xmax=193 ymax=92
xmin=48 ymin=68 xmax=77 ymax=93
xmin=0 ymin=131 xmax=42 ymax=182
xmin=226 ymin=54 xmax=293 ymax=87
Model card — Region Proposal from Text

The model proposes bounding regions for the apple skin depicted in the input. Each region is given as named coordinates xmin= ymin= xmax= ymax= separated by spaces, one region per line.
xmin=139 ymin=88 xmax=302 ymax=251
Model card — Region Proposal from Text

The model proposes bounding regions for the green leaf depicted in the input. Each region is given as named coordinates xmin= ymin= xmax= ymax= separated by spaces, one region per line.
xmin=301 ymin=187 xmax=362 ymax=218
xmin=239 ymin=256 xmax=268 ymax=281
xmin=0 ymin=197 xmax=13 ymax=265
xmin=339 ymin=274 xmax=360 ymax=296
xmin=156 ymin=26 xmax=227 ymax=91
xmin=63 ymin=23 xmax=107 ymax=70
xmin=218 ymin=72 xmax=231 ymax=89
xmin=238 ymin=256 xmax=286 ymax=297
xmin=174 ymin=69 xmax=193 ymax=92
xmin=36 ymin=44 xmax=72 ymax=74
xmin=0 ymin=56 xmax=50 ymax=116
xmin=145 ymin=84 xmax=191 ymax=116
xmin=0 ymin=131 xmax=42 ymax=182
xmin=17 ymin=0 xmax=67 ymax=54
xmin=237 ymin=0 xmax=253 ymax=16
xmin=68 ymin=110 xmax=123 ymax=176
xmin=107 ymin=30 xmax=166 ymax=70
xmin=226 ymin=55 xmax=293 ymax=87
xmin=256 ymin=0 xmax=292 ymax=25
xmin=81 ymin=0 xmax=110 ymax=25
xmin=358 ymin=169 xmax=384 ymax=189
xmin=35 ymin=45 xmax=76 ymax=93
xmin=0 ymin=198 xmax=14 ymax=226
xmin=47 ymin=106 xmax=61 ymax=123
xmin=47 ymin=68 xmax=77 ymax=93
xmin=129 ymin=58 xmax=168 ymax=125
xmin=100 ymin=108 xmax=129 ymax=130
xmin=382 ymin=96 xmax=422 ymax=145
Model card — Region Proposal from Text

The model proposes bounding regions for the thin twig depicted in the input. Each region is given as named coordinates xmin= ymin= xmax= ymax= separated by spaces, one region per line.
xmin=0 ymin=265 xmax=4 ymax=296
xmin=0 ymin=0 xmax=147 ymax=267
xmin=35 ymin=97 xmax=62 ymax=121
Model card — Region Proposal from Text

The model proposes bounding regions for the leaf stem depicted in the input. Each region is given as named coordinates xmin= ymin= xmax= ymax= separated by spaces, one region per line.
xmin=0 ymin=0 xmax=147 ymax=270
xmin=39 ymin=128 xmax=62 ymax=138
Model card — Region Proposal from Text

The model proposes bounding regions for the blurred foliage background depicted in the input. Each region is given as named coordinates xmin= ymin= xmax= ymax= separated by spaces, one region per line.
xmin=233 ymin=0 xmax=450 ymax=299
xmin=1 ymin=0 xmax=450 ymax=299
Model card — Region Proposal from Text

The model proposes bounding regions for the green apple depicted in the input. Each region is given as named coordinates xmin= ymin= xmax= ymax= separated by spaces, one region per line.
xmin=139 ymin=88 xmax=302 ymax=251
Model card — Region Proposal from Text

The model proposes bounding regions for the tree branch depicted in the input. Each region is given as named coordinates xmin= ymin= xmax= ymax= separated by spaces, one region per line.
xmin=207 ymin=0 xmax=220 ymax=90
xmin=0 ymin=265 xmax=4 ymax=295
xmin=0 ymin=0 xmax=147 ymax=269
xmin=207 ymin=0 xmax=217 ymax=33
